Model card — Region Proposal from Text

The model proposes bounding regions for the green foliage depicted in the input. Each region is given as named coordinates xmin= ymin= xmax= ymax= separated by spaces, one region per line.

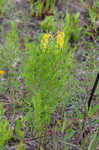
xmin=88 ymin=104 xmax=99 ymax=117
xmin=22 ymin=34 xmax=71 ymax=134
xmin=88 ymin=1 xmax=99 ymax=29
xmin=0 ymin=0 xmax=6 ymax=6
xmin=0 ymin=21 xmax=21 ymax=95
xmin=0 ymin=120 xmax=12 ymax=148
xmin=0 ymin=0 xmax=98 ymax=149
xmin=83 ymin=0 xmax=99 ymax=32
xmin=15 ymin=116 xmax=25 ymax=140
xmin=0 ymin=103 xmax=13 ymax=149
xmin=17 ymin=140 xmax=26 ymax=150
xmin=64 ymin=11 xmax=81 ymax=43
xmin=0 ymin=103 xmax=5 ymax=115
xmin=88 ymin=129 xmax=99 ymax=150
xmin=21 ymin=11 xmax=80 ymax=135
xmin=40 ymin=147 xmax=44 ymax=150
xmin=40 ymin=16 xmax=57 ymax=33
xmin=30 ymin=0 xmax=55 ymax=16
xmin=30 ymin=0 xmax=43 ymax=16
xmin=0 ymin=0 xmax=7 ymax=14
xmin=64 ymin=128 xmax=75 ymax=141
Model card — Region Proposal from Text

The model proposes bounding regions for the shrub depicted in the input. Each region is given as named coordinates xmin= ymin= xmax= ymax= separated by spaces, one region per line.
xmin=21 ymin=11 xmax=81 ymax=135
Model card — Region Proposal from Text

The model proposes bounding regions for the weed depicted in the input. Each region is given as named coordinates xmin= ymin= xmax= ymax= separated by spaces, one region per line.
xmin=88 ymin=129 xmax=99 ymax=150
xmin=17 ymin=140 xmax=25 ymax=150
xmin=82 ymin=0 xmax=99 ymax=41
xmin=30 ymin=0 xmax=43 ymax=17
xmin=0 ymin=21 xmax=22 ymax=100
xmin=0 ymin=103 xmax=13 ymax=149
xmin=21 ymin=11 xmax=81 ymax=136
xmin=40 ymin=16 xmax=57 ymax=33
xmin=14 ymin=115 xmax=25 ymax=140
xmin=30 ymin=0 xmax=56 ymax=17
xmin=88 ymin=1 xmax=99 ymax=28
xmin=64 ymin=11 xmax=81 ymax=43
xmin=0 ymin=0 xmax=7 ymax=14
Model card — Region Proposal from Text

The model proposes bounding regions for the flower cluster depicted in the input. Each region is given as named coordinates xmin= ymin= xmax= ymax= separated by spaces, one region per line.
xmin=56 ymin=31 xmax=64 ymax=49
xmin=40 ymin=32 xmax=65 ymax=55
xmin=40 ymin=33 xmax=51 ymax=50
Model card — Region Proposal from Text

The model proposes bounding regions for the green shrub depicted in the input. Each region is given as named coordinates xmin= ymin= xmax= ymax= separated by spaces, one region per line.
xmin=21 ymin=11 xmax=81 ymax=135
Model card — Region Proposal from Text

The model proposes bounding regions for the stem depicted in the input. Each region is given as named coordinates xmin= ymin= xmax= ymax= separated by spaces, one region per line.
xmin=88 ymin=72 xmax=99 ymax=110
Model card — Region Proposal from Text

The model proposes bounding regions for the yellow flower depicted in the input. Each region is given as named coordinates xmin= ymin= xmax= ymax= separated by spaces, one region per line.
xmin=56 ymin=31 xmax=64 ymax=49
xmin=40 ymin=33 xmax=51 ymax=51
xmin=43 ymin=33 xmax=51 ymax=39
xmin=0 ymin=70 xmax=5 ymax=75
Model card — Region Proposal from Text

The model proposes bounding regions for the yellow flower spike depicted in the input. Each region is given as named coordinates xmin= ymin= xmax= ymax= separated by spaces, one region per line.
xmin=56 ymin=31 xmax=64 ymax=49
xmin=43 ymin=43 xmax=47 ymax=49
xmin=0 ymin=70 xmax=5 ymax=75
xmin=40 ymin=33 xmax=51 ymax=51
xmin=43 ymin=33 xmax=51 ymax=39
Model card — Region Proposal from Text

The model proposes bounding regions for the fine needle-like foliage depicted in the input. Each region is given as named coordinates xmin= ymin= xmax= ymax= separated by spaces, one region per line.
xmin=21 ymin=11 xmax=80 ymax=135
